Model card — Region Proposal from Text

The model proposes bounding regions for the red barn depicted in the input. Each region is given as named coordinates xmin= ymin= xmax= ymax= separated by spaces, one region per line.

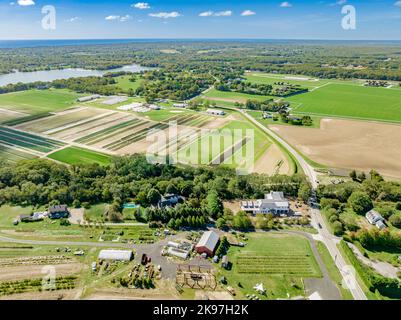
xmin=195 ymin=231 xmax=220 ymax=257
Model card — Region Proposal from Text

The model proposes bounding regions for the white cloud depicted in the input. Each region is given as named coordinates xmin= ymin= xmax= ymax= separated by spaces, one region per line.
xmin=280 ymin=2 xmax=292 ymax=7
xmin=329 ymin=0 xmax=347 ymax=6
xmin=105 ymin=15 xmax=132 ymax=22
xmin=132 ymin=2 xmax=150 ymax=10
xmin=199 ymin=11 xmax=214 ymax=17
xmin=67 ymin=17 xmax=80 ymax=22
xmin=395 ymin=1 xmax=401 ymax=7
xmin=214 ymin=10 xmax=232 ymax=17
xmin=241 ymin=10 xmax=256 ymax=16
xmin=149 ymin=11 xmax=181 ymax=19
xmin=17 ymin=0 xmax=35 ymax=6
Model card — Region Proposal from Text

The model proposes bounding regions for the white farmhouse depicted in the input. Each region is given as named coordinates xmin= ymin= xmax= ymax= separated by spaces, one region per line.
xmin=241 ymin=191 xmax=290 ymax=215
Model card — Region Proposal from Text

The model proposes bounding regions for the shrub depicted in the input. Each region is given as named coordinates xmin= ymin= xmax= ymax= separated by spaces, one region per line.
xmin=347 ymin=191 xmax=373 ymax=215
xmin=389 ymin=214 xmax=401 ymax=229
xmin=333 ymin=221 xmax=344 ymax=236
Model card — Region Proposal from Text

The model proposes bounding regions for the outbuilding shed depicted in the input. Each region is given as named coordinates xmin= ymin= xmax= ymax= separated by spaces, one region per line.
xmin=98 ymin=250 xmax=133 ymax=261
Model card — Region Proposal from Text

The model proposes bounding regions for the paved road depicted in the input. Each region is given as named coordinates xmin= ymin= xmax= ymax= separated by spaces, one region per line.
xmin=238 ymin=108 xmax=367 ymax=300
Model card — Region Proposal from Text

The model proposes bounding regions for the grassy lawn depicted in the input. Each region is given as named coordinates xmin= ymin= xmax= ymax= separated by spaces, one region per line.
xmin=47 ymin=147 xmax=112 ymax=166
xmin=244 ymin=72 xmax=329 ymax=89
xmin=203 ymin=88 xmax=274 ymax=103
xmin=218 ymin=232 xmax=321 ymax=300
xmin=0 ymin=89 xmax=81 ymax=115
xmin=247 ymin=110 xmax=323 ymax=129
xmin=316 ymin=241 xmax=354 ymax=300
xmin=113 ymin=75 xmax=143 ymax=92
xmin=288 ymin=83 xmax=401 ymax=123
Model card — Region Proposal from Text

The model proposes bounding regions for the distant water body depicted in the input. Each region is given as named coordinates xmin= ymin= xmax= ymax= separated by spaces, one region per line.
xmin=1 ymin=39 xmax=401 ymax=49
xmin=0 ymin=64 xmax=149 ymax=86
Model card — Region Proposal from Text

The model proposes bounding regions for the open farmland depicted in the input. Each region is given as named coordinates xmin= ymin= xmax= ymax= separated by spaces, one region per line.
xmin=0 ymin=89 xmax=81 ymax=116
xmin=0 ymin=144 xmax=37 ymax=163
xmin=271 ymin=118 xmax=401 ymax=179
xmin=288 ymin=83 xmax=401 ymax=123
xmin=202 ymin=88 xmax=274 ymax=104
xmin=245 ymin=72 xmax=329 ymax=89
xmin=47 ymin=147 xmax=112 ymax=166
xmin=16 ymin=107 xmax=110 ymax=135
xmin=0 ymin=127 xmax=65 ymax=154
xmin=219 ymin=233 xmax=321 ymax=300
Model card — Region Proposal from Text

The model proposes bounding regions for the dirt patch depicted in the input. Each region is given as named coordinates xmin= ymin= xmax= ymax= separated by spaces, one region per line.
xmin=223 ymin=201 xmax=241 ymax=214
xmin=0 ymin=263 xmax=85 ymax=282
xmin=69 ymin=208 xmax=84 ymax=225
xmin=271 ymin=119 xmax=401 ymax=180
xmin=253 ymin=144 xmax=290 ymax=175
xmin=0 ymin=289 xmax=80 ymax=300
xmin=195 ymin=290 xmax=234 ymax=300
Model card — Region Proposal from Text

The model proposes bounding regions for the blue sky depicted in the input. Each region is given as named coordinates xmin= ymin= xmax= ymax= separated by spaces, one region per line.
xmin=1 ymin=0 xmax=401 ymax=40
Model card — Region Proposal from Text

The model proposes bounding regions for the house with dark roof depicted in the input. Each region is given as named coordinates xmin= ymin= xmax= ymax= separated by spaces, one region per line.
xmin=48 ymin=205 xmax=69 ymax=219
xmin=157 ymin=194 xmax=184 ymax=208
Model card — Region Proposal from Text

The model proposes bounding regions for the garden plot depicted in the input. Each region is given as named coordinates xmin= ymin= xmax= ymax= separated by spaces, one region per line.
xmin=49 ymin=112 xmax=136 ymax=141
xmin=87 ymin=120 xmax=155 ymax=151
xmin=108 ymin=122 xmax=170 ymax=153
xmin=0 ymin=144 xmax=38 ymax=163
xmin=0 ymin=108 xmax=28 ymax=124
xmin=0 ymin=127 xmax=65 ymax=154
xmin=16 ymin=107 xmax=108 ymax=135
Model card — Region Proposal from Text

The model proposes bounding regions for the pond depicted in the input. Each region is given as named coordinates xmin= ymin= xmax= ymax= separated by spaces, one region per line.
xmin=0 ymin=64 xmax=150 ymax=86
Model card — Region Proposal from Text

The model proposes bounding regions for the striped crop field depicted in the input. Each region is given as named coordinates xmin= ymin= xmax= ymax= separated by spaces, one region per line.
xmin=0 ymin=127 xmax=65 ymax=154
xmin=104 ymin=123 xmax=169 ymax=151
xmin=0 ymin=145 xmax=38 ymax=163
xmin=76 ymin=118 xmax=147 ymax=145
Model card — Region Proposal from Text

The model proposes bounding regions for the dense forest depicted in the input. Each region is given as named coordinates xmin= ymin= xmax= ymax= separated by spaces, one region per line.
xmin=2 ymin=40 xmax=401 ymax=80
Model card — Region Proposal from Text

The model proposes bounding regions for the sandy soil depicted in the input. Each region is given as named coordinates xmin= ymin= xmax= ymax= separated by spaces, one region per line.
xmin=223 ymin=201 xmax=241 ymax=214
xmin=0 ymin=289 xmax=80 ymax=300
xmin=270 ymin=118 xmax=401 ymax=180
xmin=69 ymin=208 xmax=84 ymax=225
xmin=252 ymin=144 xmax=290 ymax=175
xmin=0 ymin=263 xmax=85 ymax=282
xmin=85 ymin=280 xmax=180 ymax=300
xmin=194 ymin=290 xmax=234 ymax=300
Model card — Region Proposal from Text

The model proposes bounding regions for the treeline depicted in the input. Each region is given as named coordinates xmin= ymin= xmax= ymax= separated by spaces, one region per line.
xmin=136 ymin=70 xmax=214 ymax=102
xmin=0 ymin=155 xmax=308 ymax=225
xmin=318 ymin=170 xmax=401 ymax=244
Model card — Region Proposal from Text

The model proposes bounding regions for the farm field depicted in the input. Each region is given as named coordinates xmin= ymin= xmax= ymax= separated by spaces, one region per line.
xmin=47 ymin=147 xmax=112 ymax=166
xmin=16 ymin=107 xmax=110 ymax=135
xmin=0 ymin=127 xmax=65 ymax=154
xmin=202 ymin=88 xmax=274 ymax=104
xmin=270 ymin=118 xmax=401 ymax=180
xmin=288 ymin=83 xmax=401 ymax=123
xmin=245 ymin=72 xmax=329 ymax=89
xmin=0 ymin=89 xmax=81 ymax=116
xmin=219 ymin=233 xmax=322 ymax=300
xmin=0 ymin=144 xmax=38 ymax=163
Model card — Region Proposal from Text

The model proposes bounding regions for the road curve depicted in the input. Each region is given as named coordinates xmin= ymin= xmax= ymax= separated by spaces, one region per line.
xmin=238 ymin=108 xmax=367 ymax=300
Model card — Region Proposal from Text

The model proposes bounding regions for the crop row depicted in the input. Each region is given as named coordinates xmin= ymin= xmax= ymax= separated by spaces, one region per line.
xmin=0 ymin=128 xmax=64 ymax=153
xmin=0 ymin=144 xmax=37 ymax=163
xmin=76 ymin=119 xmax=142 ymax=144
xmin=105 ymin=123 xmax=169 ymax=151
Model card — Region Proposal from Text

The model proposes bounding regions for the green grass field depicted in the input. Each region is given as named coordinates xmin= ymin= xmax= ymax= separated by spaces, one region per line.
xmin=47 ymin=147 xmax=112 ymax=166
xmin=113 ymin=75 xmax=143 ymax=92
xmin=245 ymin=72 xmax=329 ymax=89
xmin=0 ymin=89 xmax=81 ymax=115
xmin=203 ymin=88 xmax=274 ymax=103
xmin=219 ymin=233 xmax=321 ymax=300
xmin=288 ymin=83 xmax=401 ymax=122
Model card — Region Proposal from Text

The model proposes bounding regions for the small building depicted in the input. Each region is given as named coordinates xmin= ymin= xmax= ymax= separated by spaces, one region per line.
xmin=98 ymin=250 xmax=133 ymax=261
xmin=148 ymin=104 xmax=161 ymax=110
xmin=48 ymin=205 xmax=69 ymax=219
xmin=158 ymin=194 xmax=184 ymax=208
xmin=221 ymin=255 xmax=229 ymax=269
xmin=77 ymin=94 xmax=101 ymax=103
xmin=206 ymin=109 xmax=225 ymax=116
xmin=376 ymin=220 xmax=387 ymax=230
xmin=366 ymin=210 xmax=384 ymax=225
xmin=241 ymin=191 xmax=290 ymax=215
xmin=195 ymin=231 xmax=220 ymax=257
xmin=173 ymin=103 xmax=188 ymax=108
xmin=167 ymin=247 xmax=189 ymax=260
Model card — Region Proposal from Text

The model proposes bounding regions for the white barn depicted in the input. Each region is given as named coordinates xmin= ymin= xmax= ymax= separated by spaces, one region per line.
xmin=98 ymin=250 xmax=133 ymax=261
